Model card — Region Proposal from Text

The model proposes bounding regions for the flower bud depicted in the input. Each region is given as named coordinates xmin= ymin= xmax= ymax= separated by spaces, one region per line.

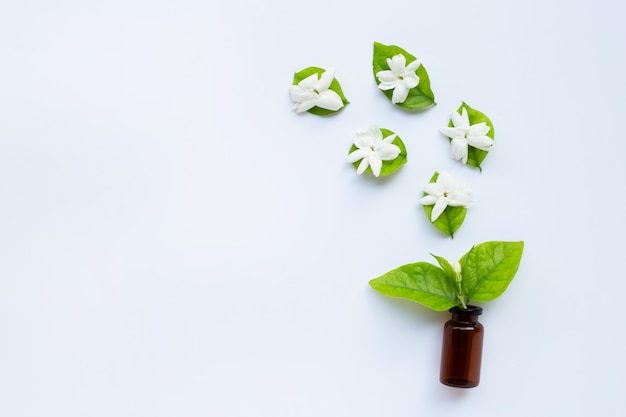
xmin=453 ymin=261 xmax=462 ymax=282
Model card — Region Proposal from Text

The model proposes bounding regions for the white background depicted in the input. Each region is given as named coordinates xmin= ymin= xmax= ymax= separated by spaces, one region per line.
xmin=1 ymin=0 xmax=625 ymax=416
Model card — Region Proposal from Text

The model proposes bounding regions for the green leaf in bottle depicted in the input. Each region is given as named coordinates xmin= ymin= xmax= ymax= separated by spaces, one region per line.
xmin=459 ymin=241 xmax=524 ymax=302
xmin=369 ymin=241 xmax=524 ymax=311
xmin=369 ymin=262 xmax=458 ymax=311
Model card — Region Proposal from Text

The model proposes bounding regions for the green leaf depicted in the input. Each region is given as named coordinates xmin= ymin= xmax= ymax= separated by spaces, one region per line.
xmin=450 ymin=102 xmax=495 ymax=170
xmin=372 ymin=42 xmax=435 ymax=110
xmin=292 ymin=67 xmax=349 ymax=116
xmin=430 ymin=253 xmax=460 ymax=298
xmin=369 ymin=262 xmax=458 ymax=311
xmin=349 ymin=128 xmax=407 ymax=176
xmin=431 ymin=254 xmax=456 ymax=284
xmin=422 ymin=172 xmax=467 ymax=238
xmin=460 ymin=241 xmax=524 ymax=302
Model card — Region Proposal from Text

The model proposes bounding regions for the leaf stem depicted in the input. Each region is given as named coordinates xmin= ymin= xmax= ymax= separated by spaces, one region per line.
xmin=456 ymin=281 xmax=467 ymax=309
xmin=457 ymin=295 xmax=467 ymax=309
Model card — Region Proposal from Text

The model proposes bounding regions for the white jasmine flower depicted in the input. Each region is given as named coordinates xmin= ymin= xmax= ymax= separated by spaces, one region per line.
xmin=347 ymin=125 xmax=401 ymax=177
xmin=289 ymin=67 xmax=344 ymax=113
xmin=420 ymin=172 xmax=473 ymax=222
xmin=440 ymin=107 xmax=493 ymax=164
xmin=376 ymin=54 xmax=421 ymax=104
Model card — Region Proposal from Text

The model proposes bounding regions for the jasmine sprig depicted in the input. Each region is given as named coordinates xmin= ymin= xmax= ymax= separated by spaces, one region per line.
xmin=290 ymin=67 xmax=349 ymax=115
xmin=420 ymin=171 xmax=472 ymax=238
xmin=372 ymin=42 xmax=435 ymax=109
xmin=376 ymin=54 xmax=420 ymax=104
xmin=440 ymin=102 xmax=494 ymax=170
xmin=369 ymin=241 xmax=524 ymax=311
xmin=347 ymin=125 xmax=407 ymax=177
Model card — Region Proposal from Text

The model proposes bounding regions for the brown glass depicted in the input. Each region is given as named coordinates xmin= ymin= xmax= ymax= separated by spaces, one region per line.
xmin=440 ymin=305 xmax=484 ymax=388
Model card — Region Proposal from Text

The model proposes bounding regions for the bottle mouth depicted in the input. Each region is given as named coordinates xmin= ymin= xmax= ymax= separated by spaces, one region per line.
xmin=449 ymin=305 xmax=483 ymax=316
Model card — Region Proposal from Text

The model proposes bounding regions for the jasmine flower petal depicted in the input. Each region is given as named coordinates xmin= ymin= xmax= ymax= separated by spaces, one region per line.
xmin=297 ymin=73 xmax=319 ymax=90
xmin=315 ymin=90 xmax=343 ymax=111
xmin=387 ymin=55 xmax=407 ymax=73
xmin=354 ymin=127 xmax=377 ymax=148
xmin=469 ymin=122 xmax=490 ymax=136
xmin=419 ymin=195 xmax=438 ymax=205
xmin=375 ymin=142 xmax=401 ymax=160
xmin=376 ymin=70 xmax=396 ymax=84
xmin=448 ymin=193 xmax=474 ymax=207
xmin=405 ymin=59 xmax=421 ymax=72
xmin=366 ymin=124 xmax=384 ymax=140
xmin=294 ymin=99 xmax=317 ymax=113
xmin=450 ymin=138 xmax=469 ymax=164
xmin=423 ymin=182 xmax=441 ymax=197
xmin=346 ymin=148 xmax=370 ymax=163
xmin=401 ymin=75 xmax=419 ymax=89
xmin=289 ymin=85 xmax=316 ymax=102
xmin=439 ymin=126 xmax=464 ymax=139
xmin=391 ymin=85 xmax=409 ymax=104
xmin=467 ymin=135 xmax=494 ymax=151
xmin=459 ymin=107 xmax=471 ymax=125
xmin=369 ymin=157 xmax=383 ymax=177
xmin=356 ymin=158 xmax=370 ymax=175
xmin=317 ymin=67 xmax=336 ymax=90
xmin=431 ymin=199 xmax=448 ymax=222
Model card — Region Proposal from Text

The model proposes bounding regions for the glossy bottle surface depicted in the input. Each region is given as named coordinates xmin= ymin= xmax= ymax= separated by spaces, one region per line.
xmin=440 ymin=306 xmax=484 ymax=388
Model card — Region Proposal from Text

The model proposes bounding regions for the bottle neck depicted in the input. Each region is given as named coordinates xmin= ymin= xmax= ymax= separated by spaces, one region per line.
xmin=450 ymin=305 xmax=482 ymax=323
xmin=451 ymin=313 xmax=479 ymax=323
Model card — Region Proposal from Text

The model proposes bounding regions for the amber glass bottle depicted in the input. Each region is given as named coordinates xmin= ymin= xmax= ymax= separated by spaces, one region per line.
xmin=440 ymin=305 xmax=484 ymax=388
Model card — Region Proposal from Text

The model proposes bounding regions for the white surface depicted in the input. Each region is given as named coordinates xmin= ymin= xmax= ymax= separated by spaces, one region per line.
xmin=1 ymin=0 xmax=625 ymax=415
